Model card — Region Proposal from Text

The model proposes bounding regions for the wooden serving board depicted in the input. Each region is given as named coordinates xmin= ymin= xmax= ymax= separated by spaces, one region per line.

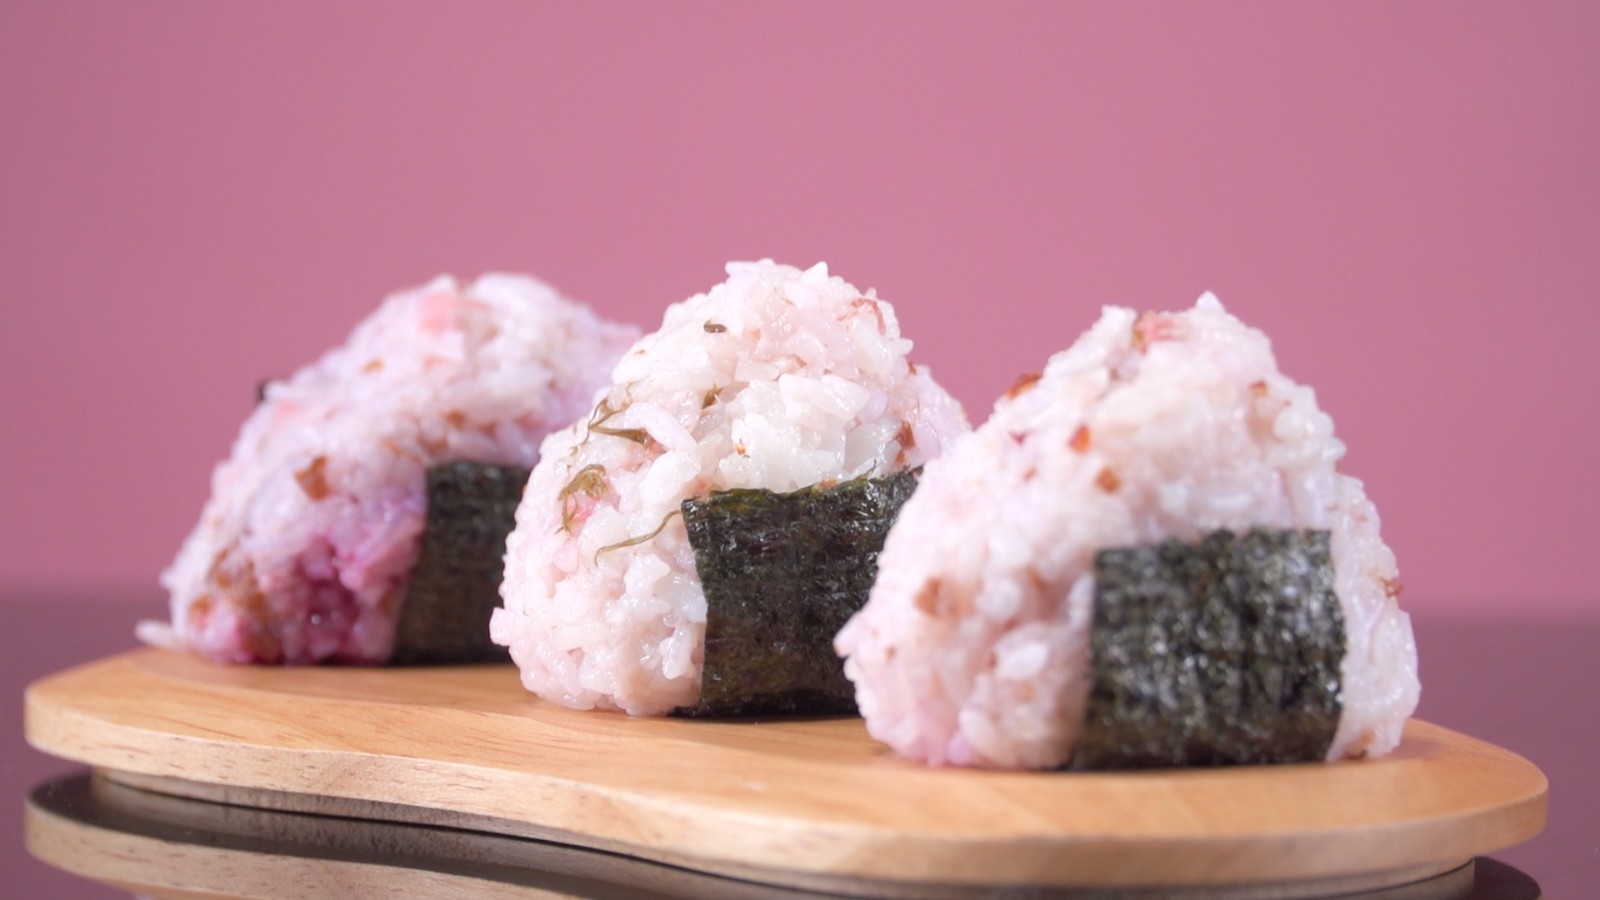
xmin=25 ymin=649 xmax=1547 ymax=897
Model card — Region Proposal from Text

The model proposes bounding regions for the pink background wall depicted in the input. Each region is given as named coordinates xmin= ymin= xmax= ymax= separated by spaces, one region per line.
xmin=2 ymin=2 xmax=1595 ymax=619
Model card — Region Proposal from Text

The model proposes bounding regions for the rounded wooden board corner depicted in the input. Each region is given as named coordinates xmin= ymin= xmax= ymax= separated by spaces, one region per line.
xmin=25 ymin=649 xmax=1548 ymax=895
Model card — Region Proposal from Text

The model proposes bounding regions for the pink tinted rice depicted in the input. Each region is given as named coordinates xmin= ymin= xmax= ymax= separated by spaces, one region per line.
xmin=836 ymin=294 xmax=1420 ymax=769
xmin=491 ymin=261 xmax=970 ymax=714
xmin=143 ymin=274 xmax=637 ymax=664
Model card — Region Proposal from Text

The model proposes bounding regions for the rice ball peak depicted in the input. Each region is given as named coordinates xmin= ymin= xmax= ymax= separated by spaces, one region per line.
xmin=835 ymin=293 xmax=1419 ymax=769
xmin=492 ymin=260 xmax=970 ymax=715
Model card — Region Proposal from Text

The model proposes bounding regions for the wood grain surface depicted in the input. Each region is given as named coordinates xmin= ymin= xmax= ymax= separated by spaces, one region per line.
xmin=24 ymin=649 xmax=1548 ymax=895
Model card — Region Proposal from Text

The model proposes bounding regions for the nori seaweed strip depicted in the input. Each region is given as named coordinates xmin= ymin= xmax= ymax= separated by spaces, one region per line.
xmin=389 ymin=461 xmax=530 ymax=665
xmin=1072 ymin=528 xmax=1344 ymax=769
xmin=676 ymin=469 xmax=920 ymax=718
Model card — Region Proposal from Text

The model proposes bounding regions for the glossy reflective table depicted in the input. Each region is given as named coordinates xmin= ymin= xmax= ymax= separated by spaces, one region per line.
xmin=7 ymin=593 xmax=1595 ymax=898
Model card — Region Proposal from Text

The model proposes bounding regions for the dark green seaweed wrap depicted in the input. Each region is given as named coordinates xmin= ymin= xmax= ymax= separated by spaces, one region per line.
xmin=1072 ymin=528 xmax=1344 ymax=769
xmin=676 ymin=469 xmax=920 ymax=717
xmin=390 ymin=461 xmax=530 ymax=665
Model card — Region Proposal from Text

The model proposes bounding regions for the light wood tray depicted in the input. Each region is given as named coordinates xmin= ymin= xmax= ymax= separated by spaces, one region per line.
xmin=25 ymin=649 xmax=1547 ymax=897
